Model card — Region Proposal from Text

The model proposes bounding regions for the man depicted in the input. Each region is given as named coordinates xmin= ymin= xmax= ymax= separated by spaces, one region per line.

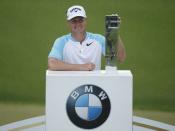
xmin=48 ymin=5 xmax=126 ymax=71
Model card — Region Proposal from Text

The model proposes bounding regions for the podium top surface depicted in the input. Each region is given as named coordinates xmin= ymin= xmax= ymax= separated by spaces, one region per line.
xmin=46 ymin=70 xmax=132 ymax=77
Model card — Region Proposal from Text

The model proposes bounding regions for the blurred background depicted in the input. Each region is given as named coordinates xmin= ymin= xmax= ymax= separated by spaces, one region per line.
xmin=0 ymin=0 xmax=175 ymax=125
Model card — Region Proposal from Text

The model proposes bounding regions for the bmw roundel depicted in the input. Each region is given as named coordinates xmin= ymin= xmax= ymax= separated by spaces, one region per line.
xmin=66 ymin=84 xmax=111 ymax=129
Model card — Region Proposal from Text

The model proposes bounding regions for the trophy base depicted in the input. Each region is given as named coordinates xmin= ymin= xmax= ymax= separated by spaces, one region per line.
xmin=105 ymin=66 xmax=117 ymax=73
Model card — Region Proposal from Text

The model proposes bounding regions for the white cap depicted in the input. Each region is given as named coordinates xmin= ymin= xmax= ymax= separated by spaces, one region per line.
xmin=67 ymin=5 xmax=87 ymax=20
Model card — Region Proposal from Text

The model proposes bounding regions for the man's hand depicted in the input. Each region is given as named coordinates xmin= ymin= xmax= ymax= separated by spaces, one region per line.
xmin=116 ymin=36 xmax=126 ymax=63
xmin=80 ymin=63 xmax=95 ymax=71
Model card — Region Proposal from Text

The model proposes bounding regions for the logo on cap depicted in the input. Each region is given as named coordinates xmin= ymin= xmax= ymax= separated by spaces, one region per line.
xmin=70 ymin=8 xmax=81 ymax=13
xmin=66 ymin=84 xmax=111 ymax=129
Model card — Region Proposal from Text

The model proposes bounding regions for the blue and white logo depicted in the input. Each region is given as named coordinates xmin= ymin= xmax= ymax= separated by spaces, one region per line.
xmin=75 ymin=94 xmax=102 ymax=121
xmin=66 ymin=84 xmax=111 ymax=129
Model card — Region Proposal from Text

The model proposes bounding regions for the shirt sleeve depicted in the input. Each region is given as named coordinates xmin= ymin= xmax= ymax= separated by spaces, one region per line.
xmin=95 ymin=34 xmax=106 ymax=56
xmin=101 ymin=36 xmax=106 ymax=56
xmin=48 ymin=37 xmax=66 ymax=60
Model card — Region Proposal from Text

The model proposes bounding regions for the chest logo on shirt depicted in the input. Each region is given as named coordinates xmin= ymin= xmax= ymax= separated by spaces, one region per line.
xmin=86 ymin=42 xmax=93 ymax=46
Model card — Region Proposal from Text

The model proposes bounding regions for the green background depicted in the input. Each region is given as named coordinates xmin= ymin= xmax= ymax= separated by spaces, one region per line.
xmin=0 ymin=0 xmax=175 ymax=125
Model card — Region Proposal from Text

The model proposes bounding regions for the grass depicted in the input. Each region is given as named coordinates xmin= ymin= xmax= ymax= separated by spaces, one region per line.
xmin=134 ymin=110 xmax=175 ymax=125
xmin=0 ymin=0 xmax=175 ymax=115
xmin=0 ymin=103 xmax=44 ymax=125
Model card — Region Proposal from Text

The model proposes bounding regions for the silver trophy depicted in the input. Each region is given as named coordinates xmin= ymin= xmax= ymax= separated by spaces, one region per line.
xmin=105 ymin=14 xmax=121 ymax=69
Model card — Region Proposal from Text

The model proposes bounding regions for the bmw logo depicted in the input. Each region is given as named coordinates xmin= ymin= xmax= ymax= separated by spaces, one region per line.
xmin=66 ymin=84 xmax=111 ymax=129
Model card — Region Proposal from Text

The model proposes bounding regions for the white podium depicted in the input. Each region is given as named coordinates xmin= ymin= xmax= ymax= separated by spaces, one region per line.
xmin=46 ymin=70 xmax=133 ymax=131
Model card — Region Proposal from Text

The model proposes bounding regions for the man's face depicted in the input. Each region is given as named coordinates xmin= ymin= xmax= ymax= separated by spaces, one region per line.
xmin=68 ymin=16 xmax=87 ymax=34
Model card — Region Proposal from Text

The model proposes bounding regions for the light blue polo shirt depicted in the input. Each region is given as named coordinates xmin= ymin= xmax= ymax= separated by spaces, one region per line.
xmin=48 ymin=32 xmax=105 ymax=70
